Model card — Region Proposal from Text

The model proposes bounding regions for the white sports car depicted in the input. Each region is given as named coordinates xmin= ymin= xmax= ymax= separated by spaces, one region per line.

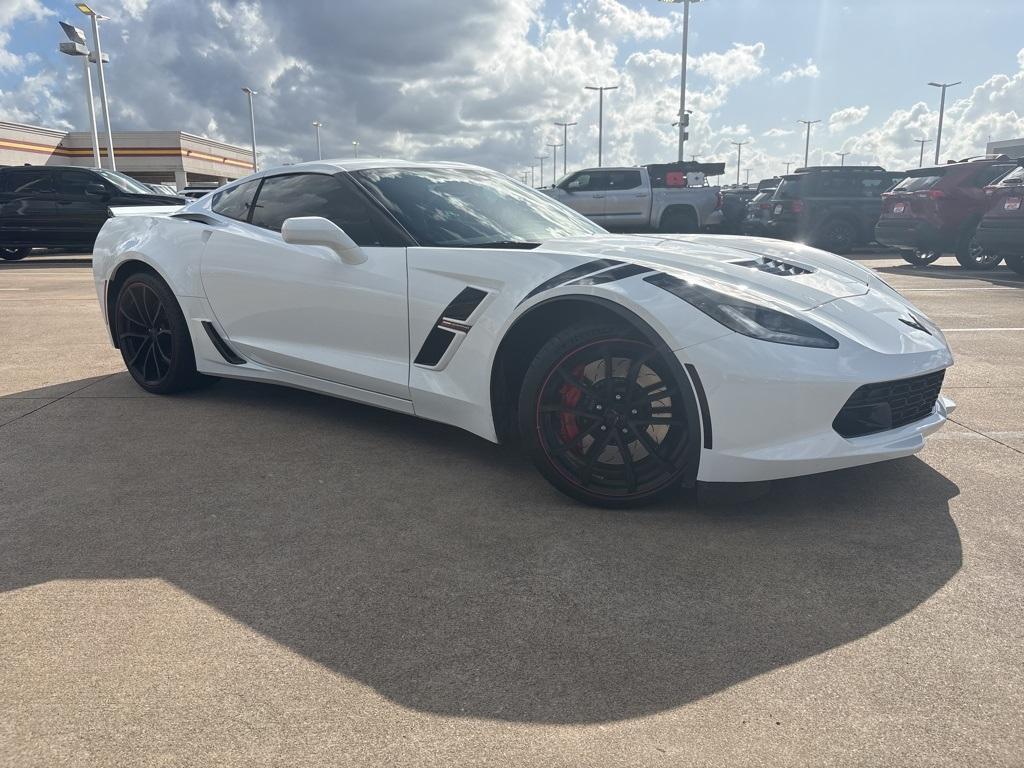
xmin=92 ymin=160 xmax=955 ymax=507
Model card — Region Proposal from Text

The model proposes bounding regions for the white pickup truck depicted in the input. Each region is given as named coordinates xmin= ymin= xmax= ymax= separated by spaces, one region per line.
xmin=543 ymin=162 xmax=725 ymax=233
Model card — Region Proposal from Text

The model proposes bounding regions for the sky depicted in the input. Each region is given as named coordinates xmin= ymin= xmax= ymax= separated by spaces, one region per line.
xmin=2 ymin=0 xmax=1024 ymax=184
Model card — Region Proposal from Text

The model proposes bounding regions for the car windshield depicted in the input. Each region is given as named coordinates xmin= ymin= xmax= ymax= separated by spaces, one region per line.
xmin=892 ymin=174 xmax=944 ymax=193
xmin=94 ymin=169 xmax=154 ymax=195
xmin=353 ymin=166 xmax=606 ymax=247
xmin=774 ymin=177 xmax=804 ymax=199
xmin=996 ymin=166 xmax=1024 ymax=185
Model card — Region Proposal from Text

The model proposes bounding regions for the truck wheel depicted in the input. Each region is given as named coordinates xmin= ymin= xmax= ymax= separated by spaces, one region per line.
xmin=659 ymin=208 xmax=698 ymax=234
xmin=954 ymin=225 xmax=1001 ymax=270
xmin=901 ymin=249 xmax=941 ymax=266
xmin=817 ymin=218 xmax=857 ymax=254
xmin=1 ymin=247 xmax=30 ymax=261
xmin=1004 ymin=255 xmax=1024 ymax=276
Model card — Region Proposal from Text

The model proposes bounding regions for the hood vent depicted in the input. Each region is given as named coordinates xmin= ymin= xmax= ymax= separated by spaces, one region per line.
xmin=733 ymin=257 xmax=813 ymax=277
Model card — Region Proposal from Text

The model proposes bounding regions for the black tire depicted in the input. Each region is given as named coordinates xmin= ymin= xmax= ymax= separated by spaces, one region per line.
xmin=1004 ymin=254 xmax=1024 ymax=276
xmin=659 ymin=207 xmax=698 ymax=234
xmin=816 ymin=218 xmax=857 ymax=254
xmin=901 ymin=249 xmax=941 ymax=266
xmin=114 ymin=271 xmax=212 ymax=394
xmin=517 ymin=323 xmax=698 ymax=508
xmin=954 ymin=224 xmax=1001 ymax=270
xmin=1 ymin=247 xmax=30 ymax=261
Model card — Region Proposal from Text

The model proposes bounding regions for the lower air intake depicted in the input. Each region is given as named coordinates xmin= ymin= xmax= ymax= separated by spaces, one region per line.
xmin=833 ymin=369 xmax=945 ymax=438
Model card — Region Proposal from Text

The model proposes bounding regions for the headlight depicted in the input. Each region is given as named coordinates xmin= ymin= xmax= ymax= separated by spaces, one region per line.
xmin=645 ymin=273 xmax=839 ymax=349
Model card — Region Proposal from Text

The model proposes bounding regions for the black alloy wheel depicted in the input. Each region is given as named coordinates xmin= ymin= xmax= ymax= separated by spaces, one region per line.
xmin=1 ymin=247 xmax=30 ymax=261
xmin=114 ymin=272 xmax=211 ymax=393
xmin=818 ymin=219 xmax=856 ymax=254
xmin=955 ymin=228 xmax=1002 ymax=270
xmin=519 ymin=324 xmax=697 ymax=508
xmin=901 ymin=249 xmax=941 ymax=266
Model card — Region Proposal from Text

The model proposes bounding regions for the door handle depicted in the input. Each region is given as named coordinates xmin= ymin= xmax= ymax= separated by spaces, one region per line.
xmin=592 ymin=194 xmax=605 ymax=199
xmin=634 ymin=193 xmax=647 ymax=197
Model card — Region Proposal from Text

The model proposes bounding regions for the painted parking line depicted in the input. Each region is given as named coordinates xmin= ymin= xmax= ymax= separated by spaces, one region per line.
xmin=943 ymin=327 xmax=1024 ymax=332
xmin=896 ymin=287 xmax=1020 ymax=292
xmin=0 ymin=288 xmax=29 ymax=291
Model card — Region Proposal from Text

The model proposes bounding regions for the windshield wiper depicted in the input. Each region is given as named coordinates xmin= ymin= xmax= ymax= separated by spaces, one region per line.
xmin=455 ymin=240 xmax=541 ymax=249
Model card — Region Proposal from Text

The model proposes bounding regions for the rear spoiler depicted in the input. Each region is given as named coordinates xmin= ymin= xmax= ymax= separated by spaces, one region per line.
xmin=107 ymin=205 xmax=183 ymax=217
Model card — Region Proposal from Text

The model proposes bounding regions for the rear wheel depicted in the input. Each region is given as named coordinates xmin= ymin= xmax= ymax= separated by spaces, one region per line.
xmin=1005 ymin=255 xmax=1024 ymax=276
xmin=1 ymin=247 xmax=30 ymax=261
xmin=518 ymin=323 xmax=696 ymax=508
xmin=954 ymin=226 xmax=1001 ymax=270
xmin=901 ymin=249 xmax=941 ymax=266
xmin=114 ymin=272 xmax=212 ymax=393
xmin=816 ymin=218 xmax=857 ymax=254
xmin=659 ymin=208 xmax=698 ymax=234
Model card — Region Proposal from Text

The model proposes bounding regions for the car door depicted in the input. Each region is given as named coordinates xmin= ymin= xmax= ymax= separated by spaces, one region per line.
xmin=562 ymin=171 xmax=609 ymax=222
xmin=200 ymin=171 xmax=413 ymax=400
xmin=55 ymin=170 xmax=112 ymax=249
xmin=601 ymin=170 xmax=648 ymax=228
xmin=0 ymin=169 xmax=58 ymax=248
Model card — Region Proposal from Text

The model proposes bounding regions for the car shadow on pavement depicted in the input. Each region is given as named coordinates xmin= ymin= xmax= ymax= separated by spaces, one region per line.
xmin=875 ymin=261 xmax=1024 ymax=286
xmin=0 ymin=375 xmax=963 ymax=724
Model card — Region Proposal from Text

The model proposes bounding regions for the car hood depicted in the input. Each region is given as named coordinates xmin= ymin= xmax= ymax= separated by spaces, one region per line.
xmin=536 ymin=233 xmax=871 ymax=311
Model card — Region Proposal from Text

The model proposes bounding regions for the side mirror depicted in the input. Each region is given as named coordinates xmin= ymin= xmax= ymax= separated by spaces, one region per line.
xmin=281 ymin=216 xmax=366 ymax=265
xmin=85 ymin=182 xmax=109 ymax=198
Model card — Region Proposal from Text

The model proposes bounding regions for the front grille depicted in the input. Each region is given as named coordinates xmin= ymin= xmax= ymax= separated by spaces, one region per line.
xmin=833 ymin=370 xmax=945 ymax=438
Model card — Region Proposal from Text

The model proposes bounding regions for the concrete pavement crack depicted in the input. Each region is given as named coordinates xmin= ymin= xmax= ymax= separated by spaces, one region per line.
xmin=949 ymin=417 xmax=1024 ymax=456
xmin=0 ymin=375 xmax=115 ymax=430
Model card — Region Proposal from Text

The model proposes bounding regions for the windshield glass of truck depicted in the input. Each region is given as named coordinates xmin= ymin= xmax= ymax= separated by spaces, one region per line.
xmin=891 ymin=174 xmax=944 ymax=193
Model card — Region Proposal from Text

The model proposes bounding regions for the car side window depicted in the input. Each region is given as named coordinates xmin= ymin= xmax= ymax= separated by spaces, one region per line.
xmin=211 ymin=180 xmax=261 ymax=222
xmin=566 ymin=173 xmax=592 ymax=191
xmin=7 ymin=170 xmax=56 ymax=195
xmin=971 ymin=165 xmax=1015 ymax=188
xmin=58 ymin=172 xmax=103 ymax=196
xmin=607 ymin=171 xmax=642 ymax=190
xmin=859 ymin=177 xmax=887 ymax=198
xmin=249 ymin=173 xmax=407 ymax=247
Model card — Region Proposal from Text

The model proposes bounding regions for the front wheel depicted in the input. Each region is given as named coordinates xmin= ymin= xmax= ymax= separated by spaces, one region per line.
xmin=1 ymin=247 xmax=30 ymax=261
xmin=955 ymin=227 xmax=1001 ymax=270
xmin=518 ymin=324 xmax=697 ymax=508
xmin=1005 ymin=254 xmax=1024 ymax=276
xmin=901 ymin=249 xmax=941 ymax=266
xmin=817 ymin=218 xmax=857 ymax=254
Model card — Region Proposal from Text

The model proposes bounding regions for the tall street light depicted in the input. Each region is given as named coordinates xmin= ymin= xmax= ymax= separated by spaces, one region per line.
xmin=58 ymin=21 xmax=101 ymax=169
xmin=798 ymin=119 xmax=820 ymax=168
xmin=914 ymin=137 xmax=932 ymax=168
xmin=835 ymin=151 xmax=850 ymax=166
xmin=585 ymin=84 xmax=618 ymax=167
xmin=553 ymin=120 xmax=577 ymax=177
xmin=75 ymin=3 xmax=116 ymax=170
xmin=928 ymin=81 xmax=960 ymax=165
xmin=352 ymin=140 xmax=360 ymax=158
xmin=535 ymin=154 xmax=548 ymax=188
xmin=546 ymin=142 xmax=563 ymax=182
xmin=659 ymin=0 xmax=704 ymax=162
xmin=241 ymin=87 xmax=258 ymax=172
xmin=731 ymin=140 xmax=748 ymax=185
xmin=312 ymin=120 xmax=323 ymax=160
xmin=529 ymin=164 xmax=536 ymax=188
xmin=784 ymin=160 xmax=794 ymax=174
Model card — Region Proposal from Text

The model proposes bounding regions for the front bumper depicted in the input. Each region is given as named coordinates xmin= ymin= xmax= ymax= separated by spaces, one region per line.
xmin=677 ymin=311 xmax=954 ymax=483
xmin=975 ymin=218 xmax=1024 ymax=257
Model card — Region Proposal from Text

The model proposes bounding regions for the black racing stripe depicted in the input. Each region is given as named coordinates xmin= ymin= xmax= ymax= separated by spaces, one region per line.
xmin=684 ymin=363 xmax=713 ymax=450
xmin=567 ymin=263 xmax=655 ymax=287
xmin=518 ymin=258 xmax=624 ymax=305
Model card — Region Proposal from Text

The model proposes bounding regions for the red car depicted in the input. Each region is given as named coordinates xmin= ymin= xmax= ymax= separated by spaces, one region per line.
xmin=976 ymin=160 xmax=1024 ymax=276
xmin=875 ymin=156 xmax=1018 ymax=269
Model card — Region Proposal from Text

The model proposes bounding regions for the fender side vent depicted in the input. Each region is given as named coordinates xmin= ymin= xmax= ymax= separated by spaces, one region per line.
xmin=444 ymin=287 xmax=488 ymax=321
xmin=414 ymin=327 xmax=457 ymax=367
xmin=201 ymin=321 xmax=245 ymax=365
xmin=684 ymin=363 xmax=713 ymax=449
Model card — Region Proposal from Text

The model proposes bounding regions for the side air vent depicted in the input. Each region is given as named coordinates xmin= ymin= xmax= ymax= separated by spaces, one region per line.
xmin=413 ymin=286 xmax=490 ymax=368
xmin=733 ymin=257 xmax=813 ymax=276
xmin=201 ymin=321 xmax=245 ymax=365
xmin=444 ymin=287 xmax=488 ymax=321
xmin=414 ymin=327 xmax=457 ymax=367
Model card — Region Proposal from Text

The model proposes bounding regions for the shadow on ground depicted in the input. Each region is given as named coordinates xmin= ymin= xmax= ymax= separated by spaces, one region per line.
xmin=875 ymin=260 xmax=1024 ymax=286
xmin=0 ymin=375 xmax=962 ymax=723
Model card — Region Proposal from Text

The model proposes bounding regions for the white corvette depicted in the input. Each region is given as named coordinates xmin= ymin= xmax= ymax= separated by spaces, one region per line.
xmin=92 ymin=160 xmax=955 ymax=507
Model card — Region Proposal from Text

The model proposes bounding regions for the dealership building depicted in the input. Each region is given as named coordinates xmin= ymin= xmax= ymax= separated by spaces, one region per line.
xmin=0 ymin=120 xmax=253 ymax=190
xmin=987 ymin=138 xmax=1024 ymax=159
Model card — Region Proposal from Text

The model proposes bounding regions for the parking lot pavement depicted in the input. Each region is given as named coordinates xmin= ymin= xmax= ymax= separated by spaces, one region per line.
xmin=1 ymin=251 xmax=1022 ymax=767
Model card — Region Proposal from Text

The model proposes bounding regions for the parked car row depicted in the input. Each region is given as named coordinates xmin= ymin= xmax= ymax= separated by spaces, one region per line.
xmin=738 ymin=156 xmax=1024 ymax=274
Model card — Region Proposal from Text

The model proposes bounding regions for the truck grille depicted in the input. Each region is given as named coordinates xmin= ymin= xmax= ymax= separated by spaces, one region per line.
xmin=832 ymin=370 xmax=945 ymax=438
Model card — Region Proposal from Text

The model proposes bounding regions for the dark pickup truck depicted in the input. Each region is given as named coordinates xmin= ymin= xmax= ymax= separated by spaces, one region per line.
xmin=0 ymin=165 xmax=184 ymax=260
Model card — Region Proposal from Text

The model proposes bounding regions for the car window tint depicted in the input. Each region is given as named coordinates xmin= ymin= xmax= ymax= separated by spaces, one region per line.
xmin=7 ymin=170 xmax=56 ymax=194
xmin=971 ymin=165 xmax=1015 ymax=187
xmin=250 ymin=173 xmax=405 ymax=247
xmin=59 ymin=172 xmax=99 ymax=196
xmin=211 ymin=180 xmax=261 ymax=222
xmin=997 ymin=166 xmax=1024 ymax=185
xmin=859 ymin=177 xmax=888 ymax=197
xmin=893 ymin=174 xmax=943 ymax=192
xmin=607 ymin=171 xmax=642 ymax=190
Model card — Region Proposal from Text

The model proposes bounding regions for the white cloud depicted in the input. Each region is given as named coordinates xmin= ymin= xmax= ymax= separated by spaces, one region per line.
xmin=829 ymin=105 xmax=870 ymax=133
xmin=763 ymin=127 xmax=795 ymax=138
xmin=775 ymin=59 xmax=820 ymax=84
xmin=692 ymin=42 xmax=766 ymax=86
xmin=0 ymin=0 xmax=54 ymax=73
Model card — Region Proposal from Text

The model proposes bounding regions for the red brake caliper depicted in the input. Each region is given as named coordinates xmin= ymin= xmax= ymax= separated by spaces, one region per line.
xmin=558 ymin=365 xmax=586 ymax=445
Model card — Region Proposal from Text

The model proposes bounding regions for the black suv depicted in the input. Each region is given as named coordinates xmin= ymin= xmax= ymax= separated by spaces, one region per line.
xmin=0 ymin=165 xmax=184 ymax=260
xmin=764 ymin=166 xmax=904 ymax=253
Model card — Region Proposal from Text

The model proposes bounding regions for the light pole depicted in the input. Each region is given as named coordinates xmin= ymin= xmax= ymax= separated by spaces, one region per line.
xmin=914 ymin=137 xmax=932 ymax=168
xmin=554 ymin=121 xmax=577 ymax=177
xmin=784 ymin=161 xmax=794 ymax=174
xmin=529 ymin=164 xmax=536 ymax=188
xmin=731 ymin=140 xmax=748 ymax=185
xmin=798 ymin=119 xmax=820 ymax=169
xmin=660 ymin=0 xmax=704 ymax=162
xmin=352 ymin=140 xmax=359 ymax=158
xmin=585 ymin=84 xmax=618 ymax=167
xmin=241 ymin=87 xmax=258 ymax=172
xmin=75 ymin=4 xmax=115 ymax=170
xmin=546 ymin=142 xmax=563 ymax=182
xmin=535 ymin=154 xmax=548 ymax=187
xmin=928 ymin=81 xmax=960 ymax=165
xmin=312 ymin=120 xmax=323 ymax=160
xmin=835 ymin=151 xmax=850 ymax=166
xmin=58 ymin=21 xmax=101 ymax=169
